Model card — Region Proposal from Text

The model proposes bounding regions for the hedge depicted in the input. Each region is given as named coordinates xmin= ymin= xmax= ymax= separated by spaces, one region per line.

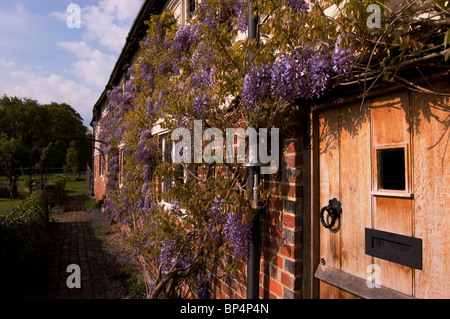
xmin=0 ymin=196 xmax=48 ymax=298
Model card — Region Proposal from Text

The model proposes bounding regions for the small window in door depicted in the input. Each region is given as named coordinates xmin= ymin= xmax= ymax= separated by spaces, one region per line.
xmin=376 ymin=147 xmax=406 ymax=191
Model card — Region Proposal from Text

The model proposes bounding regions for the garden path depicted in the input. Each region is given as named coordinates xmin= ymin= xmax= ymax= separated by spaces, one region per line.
xmin=26 ymin=195 xmax=125 ymax=299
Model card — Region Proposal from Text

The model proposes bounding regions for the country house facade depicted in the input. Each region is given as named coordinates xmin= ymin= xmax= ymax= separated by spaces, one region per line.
xmin=92 ymin=0 xmax=450 ymax=299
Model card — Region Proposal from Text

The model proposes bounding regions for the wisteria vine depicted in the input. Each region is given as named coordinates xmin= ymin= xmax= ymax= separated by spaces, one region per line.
xmin=93 ymin=0 xmax=425 ymax=300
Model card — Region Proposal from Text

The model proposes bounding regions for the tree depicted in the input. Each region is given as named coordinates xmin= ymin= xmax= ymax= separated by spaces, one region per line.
xmin=0 ymin=133 xmax=25 ymax=198
xmin=0 ymin=95 xmax=91 ymax=180
xmin=98 ymin=0 xmax=450 ymax=298
xmin=64 ymin=141 xmax=81 ymax=177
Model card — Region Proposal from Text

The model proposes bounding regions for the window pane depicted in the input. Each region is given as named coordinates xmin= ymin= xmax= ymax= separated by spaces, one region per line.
xmin=377 ymin=148 xmax=406 ymax=190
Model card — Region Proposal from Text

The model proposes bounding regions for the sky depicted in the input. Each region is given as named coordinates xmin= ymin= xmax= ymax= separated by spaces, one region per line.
xmin=0 ymin=0 xmax=144 ymax=129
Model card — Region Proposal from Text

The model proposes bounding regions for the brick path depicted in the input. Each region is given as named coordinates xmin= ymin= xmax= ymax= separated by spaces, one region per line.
xmin=26 ymin=196 xmax=124 ymax=299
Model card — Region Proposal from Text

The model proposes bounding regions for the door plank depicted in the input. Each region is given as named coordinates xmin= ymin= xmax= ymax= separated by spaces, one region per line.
xmin=411 ymin=83 xmax=450 ymax=299
xmin=319 ymin=108 xmax=340 ymax=273
xmin=338 ymin=103 xmax=372 ymax=280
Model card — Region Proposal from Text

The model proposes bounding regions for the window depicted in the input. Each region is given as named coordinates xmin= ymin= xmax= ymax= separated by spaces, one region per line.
xmin=99 ymin=155 xmax=104 ymax=177
xmin=160 ymin=133 xmax=198 ymax=203
xmin=377 ymin=148 xmax=405 ymax=190
xmin=186 ymin=0 xmax=197 ymax=20
xmin=188 ymin=0 xmax=196 ymax=14
xmin=119 ymin=148 xmax=126 ymax=187
xmin=372 ymin=144 xmax=411 ymax=197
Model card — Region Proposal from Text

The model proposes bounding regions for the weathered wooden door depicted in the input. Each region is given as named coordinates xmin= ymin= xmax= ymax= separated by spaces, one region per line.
xmin=314 ymin=82 xmax=450 ymax=299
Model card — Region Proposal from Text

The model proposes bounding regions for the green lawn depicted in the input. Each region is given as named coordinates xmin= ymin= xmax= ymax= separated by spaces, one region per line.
xmin=65 ymin=174 xmax=89 ymax=197
xmin=0 ymin=173 xmax=89 ymax=215
xmin=0 ymin=175 xmax=30 ymax=215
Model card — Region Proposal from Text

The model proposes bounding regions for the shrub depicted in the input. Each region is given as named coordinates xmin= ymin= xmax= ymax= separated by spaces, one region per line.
xmin=50 ymin=174 xmax=66 ymax=191
xmin=0 ymin=196 xmax=48 ymax=298
xmin=85 ymin=198 xmax=100 ymax=213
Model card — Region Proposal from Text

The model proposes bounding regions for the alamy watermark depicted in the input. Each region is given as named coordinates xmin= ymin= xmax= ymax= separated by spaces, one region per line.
xmin=171 ymin=120 xmax=279 ymax=175
xmin=66 ymin=4 xmax=81 ymax=29
xmin=367 ymin=264 xmax=381 ymax=288
xmin=367 ymin=4 xmax=381 ymax=29
xmin=66 ymin=264 xmax=81 ymax=288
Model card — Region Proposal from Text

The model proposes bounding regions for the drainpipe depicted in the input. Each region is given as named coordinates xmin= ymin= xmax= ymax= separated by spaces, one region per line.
xmin=246 ymin=165 xmax=261 ymax=299
xmin=246 ymin=0 xmax=260 ymax=300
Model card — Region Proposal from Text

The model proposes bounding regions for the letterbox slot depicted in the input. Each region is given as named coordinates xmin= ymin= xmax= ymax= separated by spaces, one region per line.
xmin=365 ymin=228 xmax=422 ymax=270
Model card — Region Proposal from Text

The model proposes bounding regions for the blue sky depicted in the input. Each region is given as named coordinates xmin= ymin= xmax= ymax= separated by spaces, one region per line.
xmin=0 ymin=0 xmax=144 ymax=128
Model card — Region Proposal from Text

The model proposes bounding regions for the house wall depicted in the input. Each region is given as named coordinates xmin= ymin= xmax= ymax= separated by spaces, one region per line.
xmin=92 ymin=0 xmax=307 ymax=299
xmin=208 ymin=112 xmax=306 ymax=299
xmin=92 ymin=154 xmax=107 ymax=201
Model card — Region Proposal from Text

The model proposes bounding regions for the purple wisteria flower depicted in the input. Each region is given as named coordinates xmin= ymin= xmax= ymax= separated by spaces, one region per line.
xmin=224 ymin=211 xmax=252 ymax=261
xmin=172 ymin=24 xmax=199 ymax=53
xmin=207 ymin=196 xmax=226 ymax=243
xmin=192 ymin=92 xmax=212 ymax=119
xmin=191 ymin=41 xmax=216 ymax=72
xmin=146 ymin=96 xmax=156 ymax=119
xmin=158 ymin=239 xmax=177 ymax=271
xmin=242 ymin=64 xmax=272 ymax=109
xmin=158 ymin=238 xmax=191 ymax=272
xmin=307 ymin=51 xmax=332 ymax=98
xmin=139 ymin=59 xmax=155 ymax=87
xmin=197 ymin=0 xmax=248 ymax=32
xmin=135 ymin=129 xmax=155 ymax=163
xmin=169 ymin=201 xmax=182 ymax=218
xmin=231 ymin=1 xmax=248 ymax=32
xmin=270 ymin=53 xmax=306 ymax=103
xmin=138 ymin=182 xmax=154 ymax=215
xmin=196 ymin=273 xmax=210 ymax=299
xmin=286 ymin=0 xmax=310 ymax=13
xmin=332 ymin=34 xmax=354 ymax=76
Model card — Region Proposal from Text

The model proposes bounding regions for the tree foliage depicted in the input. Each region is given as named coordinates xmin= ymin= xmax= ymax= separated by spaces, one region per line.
xmin=98 ymin=0 xmax=449 ymax=298
xmin=0 ymin=95 xmax=91 ymax=197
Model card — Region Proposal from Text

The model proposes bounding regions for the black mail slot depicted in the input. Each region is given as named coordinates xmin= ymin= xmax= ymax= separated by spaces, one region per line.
xmin=365 ymin=228 xmax=422 ymax=270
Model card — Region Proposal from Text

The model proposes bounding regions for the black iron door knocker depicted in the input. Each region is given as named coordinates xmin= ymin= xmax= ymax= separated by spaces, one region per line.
xmin=320 ymin=198 xmax=342 ymax=229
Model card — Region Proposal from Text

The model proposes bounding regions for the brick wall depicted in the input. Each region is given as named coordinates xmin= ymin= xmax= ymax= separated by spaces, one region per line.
xmin=93 ymin=154 xmax=107 ymax=201
xmin=209 ymin=112 xmax=305 ymax=299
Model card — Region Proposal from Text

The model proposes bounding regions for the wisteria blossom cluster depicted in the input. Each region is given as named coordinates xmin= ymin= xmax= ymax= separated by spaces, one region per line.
xmin=224 ymin=212 xmax=252 ymax=261
xmin=285 ymin=0 xmax=310 ymax=13
xmin=196 ymin=0 xmax=248 ymax=32
xmin=207 ymin=195 xmax=226 ymax=243
xmin=157 ymin=238 xmax=192 ymax=272
xmin=243 ymin=41 xmax=353 ymax=109
xmin=332 ymin=34 xmax=354 ymax=76
xmin=196 ymin=273 xmax=210 ymax=299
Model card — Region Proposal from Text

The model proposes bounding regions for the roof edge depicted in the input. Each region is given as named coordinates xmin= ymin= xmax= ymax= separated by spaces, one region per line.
xmin=91 ymin=0 xmax=166 ymax=126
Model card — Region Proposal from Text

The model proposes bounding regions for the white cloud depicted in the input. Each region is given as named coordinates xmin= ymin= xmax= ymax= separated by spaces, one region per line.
xmin=50 ymin=0 xmax=144 ymax=53
xmin=57 ymin=41 xmax=116 ymax=88
xmin=0 ymin=61 xmax=97 ymax=127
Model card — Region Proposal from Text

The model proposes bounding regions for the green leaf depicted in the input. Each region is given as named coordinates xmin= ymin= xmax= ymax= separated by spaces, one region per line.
xmin=444 ymin=27 xmax=450 ymax=48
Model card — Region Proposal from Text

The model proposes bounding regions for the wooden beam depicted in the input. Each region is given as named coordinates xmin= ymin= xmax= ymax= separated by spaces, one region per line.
xmin=314 ymin=264 xmax=415 ymax=299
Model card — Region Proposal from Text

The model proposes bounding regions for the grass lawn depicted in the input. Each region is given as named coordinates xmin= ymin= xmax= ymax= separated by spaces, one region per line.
xmin=0 ymin=173 xmax=89 ymax=214
xmin=0 ymin=175 xmax=30 ymax=215
xmin=65 ymin=174 xmax=89 ymax=197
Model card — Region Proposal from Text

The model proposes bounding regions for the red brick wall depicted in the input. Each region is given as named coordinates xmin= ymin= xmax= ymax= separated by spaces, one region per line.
xmin=93 ymin=154 xmax=107 ymax=201
xmin=209 ymin=114 xmax=304 ymax=299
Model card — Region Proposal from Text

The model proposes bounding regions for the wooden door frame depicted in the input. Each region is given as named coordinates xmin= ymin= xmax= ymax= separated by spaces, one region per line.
xmin=302 ymin=110 xmax=320 ymax=299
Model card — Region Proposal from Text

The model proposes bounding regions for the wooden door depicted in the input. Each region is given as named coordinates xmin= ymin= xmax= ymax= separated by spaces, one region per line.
xmin=313 ymin=86 xmax=450 ymax=299
xmin=315 ymin=100 xmax=374 ymax=299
